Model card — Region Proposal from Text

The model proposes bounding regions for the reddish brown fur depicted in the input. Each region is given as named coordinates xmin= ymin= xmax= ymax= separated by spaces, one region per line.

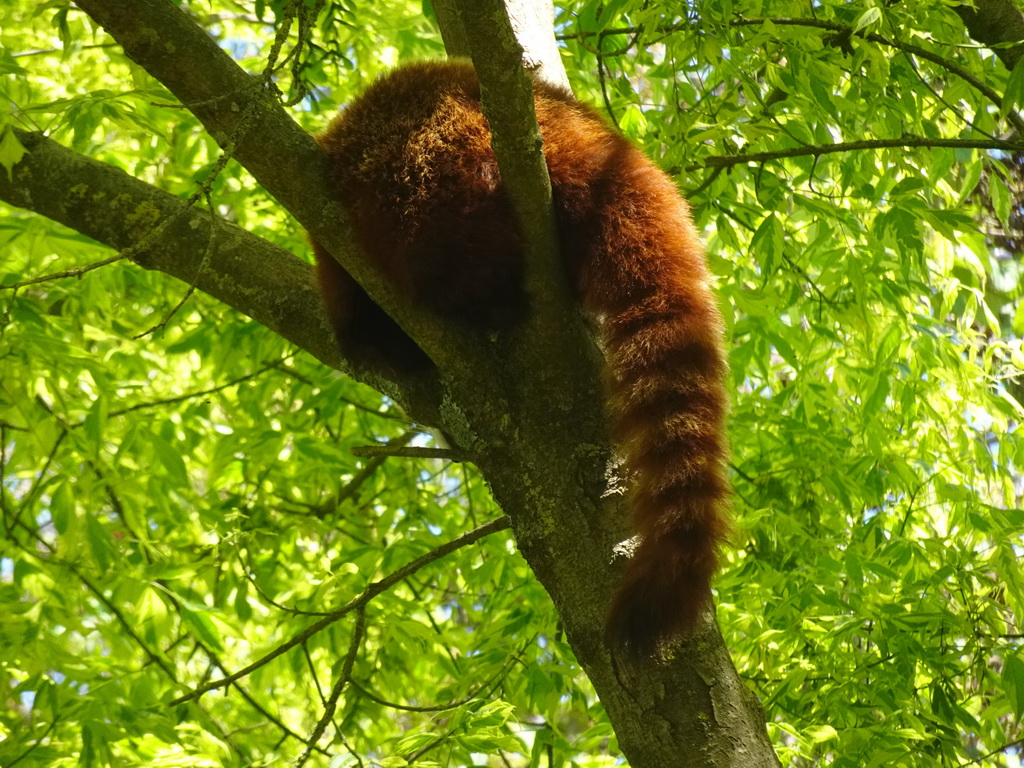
xmin=311 ymin=61 xmax=730 ymax=657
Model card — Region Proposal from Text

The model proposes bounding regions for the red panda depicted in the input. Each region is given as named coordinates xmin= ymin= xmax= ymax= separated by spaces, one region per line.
xmin=311 ymin=60 xmax=730 ymax=657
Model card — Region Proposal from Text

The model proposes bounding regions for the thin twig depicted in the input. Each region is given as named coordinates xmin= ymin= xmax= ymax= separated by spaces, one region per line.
xmin=296 ymin=606 xmax=365 ymax=766
xmin=323 ymin=429 xmax=421 ymax=513
xmin=349 ymin=445 xmax=467 ymax=462
xmin=105 ymin=355 xmax=294 ymax=419
xmin=9 ymin=427 xmax=65 ymax=535
xmin=188 ymin=634 xmax=332 ymax=756
xmin=958 ymin=737 xmax=1024 ymax=767
xmin=133 ymin=186 xmax=218 ymax=338
xmin=1 ymin=253 xmax=126 ymax=291
xmin=5 ymin=715 xmax=60 ymax=768
xmin=695 ymin=136 xmax=1024 ymax=171
xmin=560 ymin=16 xmax=1024 ymax=134
xmin=349 ymin=652 xmax=519 ymax=713
xmin=168 ymin=516 xmax=511 ymax=705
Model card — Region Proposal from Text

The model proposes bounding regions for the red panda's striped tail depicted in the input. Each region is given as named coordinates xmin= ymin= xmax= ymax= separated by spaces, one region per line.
xmin=571 ymin=155 xmax=731 ymax=658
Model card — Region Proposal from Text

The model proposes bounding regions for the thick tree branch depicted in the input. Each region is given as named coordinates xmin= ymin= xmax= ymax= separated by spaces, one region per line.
xmin=452 ymin=0 xmax=602 ymax=414
xmin=0 ymin=131 xmax=332 ymax=365
xmin=0 ymin=129 xmax=443 ymax=422
xmin=455 ymin=0 xmax=560 ymax=295
xmin=457 ymin=0 xmax=562 ymax=308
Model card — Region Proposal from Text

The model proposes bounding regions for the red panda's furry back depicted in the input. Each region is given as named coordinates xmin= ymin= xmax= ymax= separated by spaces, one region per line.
xmin=311 ymin=60 xmax=730 ymax=657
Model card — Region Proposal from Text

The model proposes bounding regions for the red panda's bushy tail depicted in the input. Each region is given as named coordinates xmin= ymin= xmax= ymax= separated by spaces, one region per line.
xmin=571 ymin=148 xmax=731 ymax=658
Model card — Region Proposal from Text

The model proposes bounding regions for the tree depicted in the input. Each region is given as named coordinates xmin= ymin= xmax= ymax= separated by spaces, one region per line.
xmin=1 ymin=0 xmax=1022 ymax=766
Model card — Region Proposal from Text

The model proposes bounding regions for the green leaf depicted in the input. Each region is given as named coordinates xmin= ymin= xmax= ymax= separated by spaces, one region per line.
xmin=179 ymin=605 xmax=225 ymax=653
xmin=148 ymin=431 xmax=189 ymax=487
xmin=750 ymin=213 xmax=784 ymax=278
xmin=807 ymin=724 xmax=838 ymax=742
xmin=50 ymin=480 xmax=76 ymax=535
xmin=51 ymin=6 xmax=72 ymax=51
xmin=990 ymin=176 xmax=1011 ymax=230
xmin=1004 ymin=654 xmax=1024 ymax=718
xmin=852 ymin=7 xmax=882 ymax=33
xmin=83 ymin=395 xmax=108 ymax=456
xmin=1002 ymin=56 xmax=1024 ymax=117
xmin=863 ymin=370 xmax=890 ymax=418
xmin=0 ymin=126 xmax=26 ymax=181
xmin=85 ymin=514 xmax=115 ymax=571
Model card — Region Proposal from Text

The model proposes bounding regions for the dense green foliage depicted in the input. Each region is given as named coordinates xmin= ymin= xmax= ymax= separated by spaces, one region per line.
xmin=2 ymin=0 xmax=1023 ymax=765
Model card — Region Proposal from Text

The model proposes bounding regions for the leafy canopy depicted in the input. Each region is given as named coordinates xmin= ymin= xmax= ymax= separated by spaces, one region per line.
xmin=1 ymin=0 xmax=1023 ymax=766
